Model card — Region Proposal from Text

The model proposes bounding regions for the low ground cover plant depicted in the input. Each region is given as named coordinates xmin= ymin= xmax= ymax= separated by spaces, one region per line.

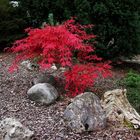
xmin=120 ymin=70 xmax=140 ymax=113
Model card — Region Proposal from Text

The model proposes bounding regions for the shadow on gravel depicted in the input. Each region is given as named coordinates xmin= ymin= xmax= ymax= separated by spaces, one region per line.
xmin=113 ymin=61 xmax=140 ymax=73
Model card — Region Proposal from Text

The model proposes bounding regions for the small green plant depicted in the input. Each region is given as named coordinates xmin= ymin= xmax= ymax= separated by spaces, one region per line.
xmin=121 ymin=70 xmax=140 ymax=113
xmin=124 ymin=71 xmax=140 ymax=87
xmin=123 ymin=119 xmax=133 ymax=128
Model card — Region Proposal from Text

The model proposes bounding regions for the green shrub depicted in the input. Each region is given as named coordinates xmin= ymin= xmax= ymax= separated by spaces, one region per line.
xmin=19 ymin=0 xmax=140 ymax=60
xmin=121 ymin=71 xmax=140 ymax=113
xmin=127 ymin=87 xmax=140 ymax=113
xmin=124 ymin=71 xmax=140 ymax=87
xmin=91 ymin=0 xmax=140 ymax=60
xmin=0 ymin=0 xmax=27 ymax=50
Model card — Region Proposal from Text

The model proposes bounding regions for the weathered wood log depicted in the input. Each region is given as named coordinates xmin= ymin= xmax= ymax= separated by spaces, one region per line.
xmin=101 ymin=89 xmax=140 ymax=129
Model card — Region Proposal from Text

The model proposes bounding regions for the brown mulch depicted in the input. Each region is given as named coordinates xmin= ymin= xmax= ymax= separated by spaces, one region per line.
xmin=0 ymin=53 xmax=140 ymax=140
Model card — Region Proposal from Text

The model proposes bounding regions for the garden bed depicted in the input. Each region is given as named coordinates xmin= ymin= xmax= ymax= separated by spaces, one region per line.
xmin=0 ymin=53 xmax=140 ymax=140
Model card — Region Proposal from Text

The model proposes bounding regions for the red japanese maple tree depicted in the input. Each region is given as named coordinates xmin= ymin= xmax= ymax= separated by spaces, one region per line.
xmin=9 ymin=18 xmax=111 ymax=96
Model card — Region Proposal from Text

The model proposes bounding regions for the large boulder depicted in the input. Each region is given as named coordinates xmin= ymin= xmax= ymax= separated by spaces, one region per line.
xmin=0 ymin=118 xmax=34 ymax=140
xmin=27 ymin=83 xmax=59 ymax=105
xmin=63 ymin=92 xmax=106 ymax=133
xmin=101 ymin=89 xmax=140 ymax=129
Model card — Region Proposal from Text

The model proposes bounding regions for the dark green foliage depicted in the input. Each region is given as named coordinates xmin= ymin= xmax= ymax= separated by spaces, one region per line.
xmin=90 ymin=0 xmax=140 ymax=60
xmin=121 ymin=71 xmax=140 ymax=113
xmin=124 ymin=71 xmax=140 ymax=87
xmin=19 ymin=0 xmax=140 ymax=60
xmin=18 ymin=0 xmax=51 ymax=27
xmin=1 ymin=0 xmax=139 ymax=58
xmin=127 ymin=87 xmax=140 ymax=113
xmin=0 ymin=0 xmax=27 ymax=50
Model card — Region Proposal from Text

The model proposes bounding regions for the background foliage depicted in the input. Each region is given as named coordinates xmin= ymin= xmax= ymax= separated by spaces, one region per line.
xmin=18 ymin=0 xmax=140 ymax=60
xmin=0 ymin=0 xmax=27 ymax=50
xmin=0 ymin=0 xmax=140 ymax=60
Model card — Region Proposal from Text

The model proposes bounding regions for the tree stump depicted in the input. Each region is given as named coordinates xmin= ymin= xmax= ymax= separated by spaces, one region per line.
xmin=101 ymin=89 xmax=140 ymax=129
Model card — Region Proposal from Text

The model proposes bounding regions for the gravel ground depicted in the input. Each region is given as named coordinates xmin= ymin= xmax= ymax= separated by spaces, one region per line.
xmin=0 ymin=53 xmax=140 ymax=140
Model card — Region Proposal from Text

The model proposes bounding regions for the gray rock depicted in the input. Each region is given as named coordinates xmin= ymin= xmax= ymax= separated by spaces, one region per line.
xmin=27 ymin=83 xmax=59 ymax=105
xmin=20 ymin=60 xmax=38 ymax=71
xmin=32 ymin=67 xmax=66 ymax=86
xmin=20 ymin=60 xmax=33 ymax=70
xmin=101 ymin=89 xmax=140 ymax=129
xmin=64 ymin=92 xmax=106 ymax=133
xmin=0 ymin=118 xmax=34 ymax=140
xmin=33 ymin=74 xmax=56 ymax=85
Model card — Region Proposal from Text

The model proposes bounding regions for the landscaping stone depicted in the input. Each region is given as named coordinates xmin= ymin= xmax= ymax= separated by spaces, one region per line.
xmin=20 ymin=60 xmax=33 ymax=70
xmin=33 ymin=66 xmax=66 ymax=86
xmin=20 ymin=60 xmax=38 ymax=71
xmin=0 ymin=118 xmax=34 ymax=140
xmin=33 ymin=74 xmax=56 ymax=85
xmin=101 ymin=89 xmax=140 ymax=129
xmin=64 ymin=92 xmax=106 ymax=133
xmin=27 ymin=83 xmax=59 ymax=105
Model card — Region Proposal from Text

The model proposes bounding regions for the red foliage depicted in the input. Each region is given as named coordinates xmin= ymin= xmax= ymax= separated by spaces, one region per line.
xmin=9 ymin=18 xmax=96 ymax=70
xmin=9 ymin=18 xmax=112 ymax=96
xmin=64 ymin=63 xmax=112 ymax=97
